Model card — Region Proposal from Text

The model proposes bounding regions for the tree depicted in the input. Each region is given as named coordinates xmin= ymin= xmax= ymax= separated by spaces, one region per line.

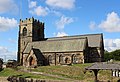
xmin=104 ymin=50 xmax=111 ymax=61
xmin=111 ymin=49 xmax=120 ymax=60
xmin=104 ymin=49 xmax=120 ymax=61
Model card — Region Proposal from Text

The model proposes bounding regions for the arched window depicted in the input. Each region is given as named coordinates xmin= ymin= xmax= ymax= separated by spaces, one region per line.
xmin=65 ymin=57 xmax=69 ymax=63
xmin=72 ymin=55 xmax=77 ymax=64
xmin=23 ymin=27 xmax=27 ymax=36
xmin=48 ymin=55 xmax=52 ymax=64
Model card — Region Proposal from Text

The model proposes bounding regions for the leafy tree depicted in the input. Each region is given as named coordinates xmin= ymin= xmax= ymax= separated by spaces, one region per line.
xmin=104 ymin=50 xmax=111 ymax=61
xmin=111 ymin=49 xmax=120 ymax=60
xmin=104 ymin=49 xmax=120 ymax=61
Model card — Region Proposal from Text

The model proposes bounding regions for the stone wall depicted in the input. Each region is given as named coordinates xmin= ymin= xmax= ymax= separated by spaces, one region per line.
xmin=7 ymin=76 xmax=70 ymax=82
xmin=23 ymin=51 xmax=84 ymax=67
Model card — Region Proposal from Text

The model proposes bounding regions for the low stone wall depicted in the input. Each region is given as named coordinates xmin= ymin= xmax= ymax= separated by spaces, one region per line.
xmin=7 ymin=76 xmax=46 ymax=82
xmin=7 ymin=76 xmax=69 ymax=82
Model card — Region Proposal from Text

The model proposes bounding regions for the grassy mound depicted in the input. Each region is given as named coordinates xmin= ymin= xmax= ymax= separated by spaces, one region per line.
xmin=0 ymin=63 xmax=119 ymax=82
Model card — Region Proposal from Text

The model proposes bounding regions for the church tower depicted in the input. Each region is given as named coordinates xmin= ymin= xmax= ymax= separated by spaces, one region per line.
xmin=17 ymin=17 xmax=44 ymax=65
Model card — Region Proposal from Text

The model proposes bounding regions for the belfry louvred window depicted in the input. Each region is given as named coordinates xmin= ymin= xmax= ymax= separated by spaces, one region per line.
xmin=23 ymin=27 xmax=27 ymax=36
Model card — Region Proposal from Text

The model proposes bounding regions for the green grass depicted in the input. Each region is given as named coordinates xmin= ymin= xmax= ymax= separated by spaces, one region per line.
xmin=27 ymin=64 xmax=89 ymax=80
xmin=0 ymin=63 xmax=120 ymax=82
xmin=0 ymin=68 xmax=62 ymax=80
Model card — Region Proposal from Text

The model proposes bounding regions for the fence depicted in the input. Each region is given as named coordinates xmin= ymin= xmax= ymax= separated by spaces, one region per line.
xmin=112 ymin=70 xmax=120 ymax=77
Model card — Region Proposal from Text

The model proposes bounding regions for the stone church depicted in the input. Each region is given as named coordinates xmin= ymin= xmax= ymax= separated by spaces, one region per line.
xmin=17 ymin=18 xmax=104 ymax=67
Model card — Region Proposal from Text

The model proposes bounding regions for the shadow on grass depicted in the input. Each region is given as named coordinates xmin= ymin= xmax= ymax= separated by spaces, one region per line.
xmin=16 ymin=74 xmax=22 ymax=77
xmin=16 ymin=74 xmax=31 ymax=78
xmin=24 ymin=76 xmax=31 ymax=78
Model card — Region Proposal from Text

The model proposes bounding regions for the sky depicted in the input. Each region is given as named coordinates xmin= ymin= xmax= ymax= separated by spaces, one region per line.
xmin=0 ymin=0 xmax=120 ymax=61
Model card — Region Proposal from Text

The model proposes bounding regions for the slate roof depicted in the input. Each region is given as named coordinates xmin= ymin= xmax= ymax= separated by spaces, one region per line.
xmin=23 ymin=37 xmax=87 ymax=53
xmin=32 ymin=49 xmax=45 ymax=61
xmin=47 ymin=33 xmax=103 ymax=47
xmin=85 ymin=63 xmax=120 ymax=70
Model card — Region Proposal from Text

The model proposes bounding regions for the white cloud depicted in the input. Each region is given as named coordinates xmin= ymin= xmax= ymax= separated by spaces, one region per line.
xmin=29 ymin=6 xmax=48 ymax=16
xmin=54 ymin=16 xmax=73 ymax=38
xmin=28 ymin=0 xmax=37 ymax=8
xmin=0 ymin=0 xmax=18 ymax=14
xmin=46 ymin=0 xmax=75 ymax=9
xmin=56 ymin=16 xmax=74 ymax=30
xmin=0 ymin=46 xmax=17 ymax=61
xmin=99 ymin=12 xmax=120 ymax=32
xmin=0 ymin=17 xmax=18 ymax=31
xmin=28 ymin=0 xmax=49 ymax=16
xmin=90 ymin=12 xmax=120 ymax=32
xmin=104 ymin=39 xmax=120 ymax=52
xmin=54 ymin=32 xmax=68 ymax=37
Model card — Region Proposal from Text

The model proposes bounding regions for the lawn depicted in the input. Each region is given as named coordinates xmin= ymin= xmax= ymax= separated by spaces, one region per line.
xmin=0 ymin=63 xmax=120 ymax=82
xmin=0 ymin=68 xmax=61 ymax=80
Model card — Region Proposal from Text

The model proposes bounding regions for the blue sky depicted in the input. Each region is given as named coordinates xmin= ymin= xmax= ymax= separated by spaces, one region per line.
xmin=0 ymin=0 xmax=120 ymax=61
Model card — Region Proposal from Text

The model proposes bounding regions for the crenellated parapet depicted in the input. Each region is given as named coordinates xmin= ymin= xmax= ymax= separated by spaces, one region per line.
xmin=20 ymin=17 xmax=44 ymax=27
xmin=20 ymin=18 xmax=33 ymax=26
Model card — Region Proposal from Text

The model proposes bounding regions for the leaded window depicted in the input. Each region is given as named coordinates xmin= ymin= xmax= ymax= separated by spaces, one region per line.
xmin=72 ymin=55 xmax=77 ymax=64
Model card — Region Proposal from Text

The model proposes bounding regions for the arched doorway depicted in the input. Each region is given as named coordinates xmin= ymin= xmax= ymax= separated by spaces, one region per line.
xmin=29 ymin=56 xmax=34 ymax=66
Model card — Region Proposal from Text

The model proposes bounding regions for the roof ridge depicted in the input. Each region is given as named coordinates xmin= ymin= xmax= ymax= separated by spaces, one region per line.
xmin=32 ymin=37 xmax=87 ymax=43
xmin=47 ymin=33 xmax=103 ymax=39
